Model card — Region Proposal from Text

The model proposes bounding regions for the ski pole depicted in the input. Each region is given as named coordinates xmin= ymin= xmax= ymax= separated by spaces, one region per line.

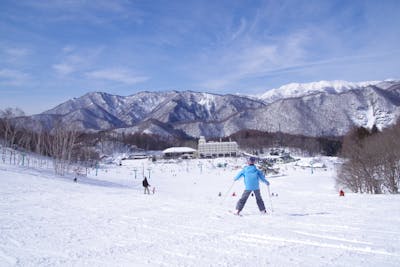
xmin=221 ymin=180 xmax=235 ymax=204
xmin=266 ymin=184 xmax=274 ymax=213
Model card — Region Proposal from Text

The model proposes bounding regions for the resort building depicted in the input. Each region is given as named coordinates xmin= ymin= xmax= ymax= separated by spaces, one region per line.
xmin=162 ymin=147 xmax=197 ymax=159
xmin=198 ymin=136 xmax=238 ymax=158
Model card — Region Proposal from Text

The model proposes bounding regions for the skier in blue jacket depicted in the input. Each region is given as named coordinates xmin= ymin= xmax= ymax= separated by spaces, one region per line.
xmin=234 ymin=156 xmax=270 ymax=215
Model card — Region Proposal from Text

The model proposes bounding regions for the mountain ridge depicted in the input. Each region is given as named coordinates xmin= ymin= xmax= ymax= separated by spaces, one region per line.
xmin=259 ymin=80 xmax=388 ymax=103
xmin=17 ymin=80 xmax=400 ymax=138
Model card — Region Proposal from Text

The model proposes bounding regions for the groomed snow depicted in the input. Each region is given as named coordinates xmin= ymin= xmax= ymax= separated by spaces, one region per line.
xmin=1 ymin=156 xmax=400 ymax=266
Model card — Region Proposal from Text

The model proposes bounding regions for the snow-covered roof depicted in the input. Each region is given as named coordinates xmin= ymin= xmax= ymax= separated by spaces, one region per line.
xmin=162 ymin=147 xmax=197 ymax=154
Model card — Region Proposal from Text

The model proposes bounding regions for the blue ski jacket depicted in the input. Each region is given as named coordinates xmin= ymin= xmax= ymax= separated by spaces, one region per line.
xmin=234 ymin=164 xmax=269 ymax=190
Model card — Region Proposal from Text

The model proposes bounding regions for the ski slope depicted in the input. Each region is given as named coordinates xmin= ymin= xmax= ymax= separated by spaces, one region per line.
xmin=0 ymin=157 xmax=400 ymax=266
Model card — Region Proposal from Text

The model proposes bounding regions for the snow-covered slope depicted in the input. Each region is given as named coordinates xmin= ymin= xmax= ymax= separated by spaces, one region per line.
xmin=1 ymin=157 xmax=399 ymax=266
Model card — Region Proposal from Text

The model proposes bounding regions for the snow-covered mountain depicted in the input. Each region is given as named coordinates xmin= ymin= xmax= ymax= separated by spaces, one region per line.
xmin=19 ymin=80 xmax=400 ymax=138
xmin=259 ymin=80 xmax=382 ymax=103
xmin=31 ymin=90 xmax=265 ymax=134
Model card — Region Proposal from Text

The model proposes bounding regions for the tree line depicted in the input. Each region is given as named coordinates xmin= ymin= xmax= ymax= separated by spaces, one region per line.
xmin=228 ymin=130 xmax=342 ymax=156
xmin=0 ymin=108 xmax=85 ymax=175
xmin=0 ymin=108 xmax=196 ymax=175
xmin=337 ymin=122 xmax=400 ymax=194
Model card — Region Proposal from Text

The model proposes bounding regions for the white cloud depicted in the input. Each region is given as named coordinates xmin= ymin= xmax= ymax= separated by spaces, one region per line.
xmin=62 ymin=45 xmax=76 ymax=53
xmin=52 ymin=46 xmax=103 ymax=75
xmin=85 ymin=68 xmax=149 ymax=85
xmin=52 ymin=63 xmax=75 ymax=75
xmin=5 ymin=48 xmax=30 ymax=58
xmin=0 ymin=68 xmax=30 ymax=86
xmin=200 ymin=44 xmax=278 ymax=89
xmin=1 ymin=46 xmax=31 ymax=65
xmin=198 ymin=29 xmax=313 ymax=90
xmin=230 ymin=18 xmax=247 ymax=42
xmin=23 ymin=0 xmax=141 ymax=25
xmin=235 ymin=45 xmax=278 ymax=75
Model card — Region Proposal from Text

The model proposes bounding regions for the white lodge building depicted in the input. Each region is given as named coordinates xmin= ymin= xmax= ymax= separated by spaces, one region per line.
xmin=198 ymin=136 xmax=238 ymax=158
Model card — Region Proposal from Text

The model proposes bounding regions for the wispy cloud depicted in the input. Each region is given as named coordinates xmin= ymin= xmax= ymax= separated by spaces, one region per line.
xmin=85 ymin=68 xmax=149 ymax=85
xmin=187 ymin=1 xmax=398 ymax=91
xmin=52 ymin=46 xmax=103 ymax=76
xmin=5 ymin=47 xmax=30 ymax=58
xmin=0 ymin=68 xmax=31 ymax=86
xmin=199 ymin=44 xmax=277 ymax=89
xmin=52 ymin=63 xmax=75 ymax=75
xmin=0 ymin=45 xmax=31 ymax=65
xmin=24 ymin=0 xmax=129 ymax=12
xmin=1 ymin=0 xmax=399 ymax=113
xmin=198 ymin=29 xmax=311 ymax=90
xmin=230 ymin=18 xmax=247 ymax=42
xmin=62 ymin=45 xmax=76 ymax=53
xmin=20 ymin=0 xmax=142 ymax=25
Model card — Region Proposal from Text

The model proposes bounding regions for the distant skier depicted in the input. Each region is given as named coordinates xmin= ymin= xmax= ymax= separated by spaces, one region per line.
xmin=142 ymin=177 xmax=150 ymax=194
xmin=233 ymin=157 xmax=270 ymax=215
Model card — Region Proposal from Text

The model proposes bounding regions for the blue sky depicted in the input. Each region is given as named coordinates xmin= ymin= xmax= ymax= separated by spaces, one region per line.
xmin=1 ymin=0 xmax=400 ymax=114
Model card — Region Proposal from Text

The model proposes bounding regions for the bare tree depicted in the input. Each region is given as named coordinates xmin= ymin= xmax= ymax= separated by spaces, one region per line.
xmin=337 ymin=160 xmax=364 ymax=193
xmin=0 ymin=108 xmax=25 ymax=147
xmin=338 ymin=124 xmax=400 ymax=194
xmin=46 ymin=122 xmax=78 ymax=175
xmin=373 ymin=126 xmax=400 ymax=193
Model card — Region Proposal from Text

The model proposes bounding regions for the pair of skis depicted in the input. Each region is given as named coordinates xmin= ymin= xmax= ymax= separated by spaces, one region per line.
xmin=228 ymin=209 xmax=272 ymax=217
xmin=220 ymin=181 xmax=274 ymax=217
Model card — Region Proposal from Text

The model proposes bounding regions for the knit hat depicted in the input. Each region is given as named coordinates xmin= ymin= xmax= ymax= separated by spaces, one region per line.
xmin=248 ymin=156 xmax=256 ymax=164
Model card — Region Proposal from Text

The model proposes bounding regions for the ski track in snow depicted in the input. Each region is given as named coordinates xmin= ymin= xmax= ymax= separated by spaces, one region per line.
xmin=230 ymin=233 xmax=399 ymax=257
xmin=1 ymin=157 xmax=400 ymax=266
